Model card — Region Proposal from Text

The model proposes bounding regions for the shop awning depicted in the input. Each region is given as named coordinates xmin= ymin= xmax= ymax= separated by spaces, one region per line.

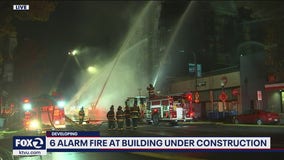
xmin=264 ymin=83 xmax=284 ymax=91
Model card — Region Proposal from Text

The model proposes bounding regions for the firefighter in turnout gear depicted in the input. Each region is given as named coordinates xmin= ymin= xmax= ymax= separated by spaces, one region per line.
xmin=116 ymin=106 xmax=124 ymax=130
xmin=147 ymin=84 xmax=155 ymax=99
xmin=152 ymin=108 xmax=160 ymax=126
xmin=131 ymin=104 xmax=140 ymax=129
xmin=124 ymin=105 xmax=131 ymax=129
xmin=107 ymin=105 xmax=115 ymax=130
xmin=79 ymin=107 xmax=85 ymax=125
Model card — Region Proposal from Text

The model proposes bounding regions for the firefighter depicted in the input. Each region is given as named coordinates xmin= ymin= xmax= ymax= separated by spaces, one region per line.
xmin=131 ymin=104 xmax=140 ymax=129
xmin=107 ymin=105 xmax=115 ymax=130
xmin=124 ymin=105 xmax=131 ymax=129
xmin=152 ymin=108 xmax=159 ymax=126
xmin=116 ymin=106 xmax=124 ymax=130
xmin=139 ymin=102 xmax=146 ymax=121
xmin=78 ymin=107 xmax=85 ymax=125
xmin=147 ymin=84 xmax=155 ymax=99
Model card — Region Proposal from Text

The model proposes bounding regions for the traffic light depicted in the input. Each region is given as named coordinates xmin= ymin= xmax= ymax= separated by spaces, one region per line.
xmin=187 ymin=93 xmax=193 ymax=102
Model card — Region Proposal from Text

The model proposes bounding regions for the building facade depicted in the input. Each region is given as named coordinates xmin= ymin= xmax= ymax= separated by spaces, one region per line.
xmin=169 ymin=67 xmax=241 ymax=119
xmin=169 ymin=64 xmax=284 ymax=120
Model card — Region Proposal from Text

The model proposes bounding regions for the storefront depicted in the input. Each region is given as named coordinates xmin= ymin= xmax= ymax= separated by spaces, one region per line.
xmin=265 ymin=83 xmax=284 ymax=113
xmin=170 ymin=70 xmax=241 ymax=120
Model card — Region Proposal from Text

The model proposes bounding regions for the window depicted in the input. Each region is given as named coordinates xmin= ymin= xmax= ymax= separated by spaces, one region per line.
xmin=281 ymin=91 xmax=284 ymax=113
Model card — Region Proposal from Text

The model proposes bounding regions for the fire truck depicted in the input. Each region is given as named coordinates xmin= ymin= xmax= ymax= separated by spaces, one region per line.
xmin=125 ymin=93 xmax=198 ymax=125
xmin=22 ymin=94 xmax=66 ymax=132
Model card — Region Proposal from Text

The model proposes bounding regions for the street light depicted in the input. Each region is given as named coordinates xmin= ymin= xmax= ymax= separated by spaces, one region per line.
xmin=68 ymin=49 xmax=79 ymax=56
xmin=87 ymin=66 xmax=98 ymax=74
xmin=68 ymin=49 xmax=83 ymax=70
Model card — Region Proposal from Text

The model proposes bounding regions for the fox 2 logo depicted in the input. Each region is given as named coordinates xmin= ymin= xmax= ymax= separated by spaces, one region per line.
xmin=13 ymin=136 xmax=46 ymax=150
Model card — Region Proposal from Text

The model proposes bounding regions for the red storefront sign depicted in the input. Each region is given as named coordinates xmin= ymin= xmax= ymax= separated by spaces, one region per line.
xmin=219 ymin=91 xmax=228 ymax=102
xmin=257 ymin=91 xmax=262 ymax=101
xmin=232 ymin=88 xmax=239 ymax=96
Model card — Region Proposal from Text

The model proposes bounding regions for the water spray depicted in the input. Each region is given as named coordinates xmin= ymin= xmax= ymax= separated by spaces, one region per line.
xmin=73 ymin=56 xmax=83 ymax=70
xmin=152 ymin=1 xmax=194 ymax=87
xmin=92 ymin=38 xmax=149 ymax=110
xmin=67 ymin=1 xmax=154 ymax=111
xmin=152 ymin=69 xmax=160 ymax=87
xmin=49 ymin=56 xmax=71 ymax=94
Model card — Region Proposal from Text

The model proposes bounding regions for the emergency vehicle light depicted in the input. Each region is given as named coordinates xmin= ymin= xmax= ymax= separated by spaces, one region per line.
xmin=187 ymin=93 xmax=193 ymax=102
xmin=186 ymin=112 xmax=194 ymax=118
xmin=57 ymin=100 xmax=66 ymax=108
xmin=23 ymin=103 xmax=32 ymax=111
xmin=29 ymin=120 xmax=40 ymax=130
xmin=55 ymin=120 xmax=60 ymax=125
xmin=23 ymin=98 xmax=30 ymax=103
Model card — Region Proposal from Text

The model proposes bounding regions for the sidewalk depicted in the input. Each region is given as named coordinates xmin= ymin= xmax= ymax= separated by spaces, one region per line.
xmin=153 ymin=119 xmax=284 ymax=127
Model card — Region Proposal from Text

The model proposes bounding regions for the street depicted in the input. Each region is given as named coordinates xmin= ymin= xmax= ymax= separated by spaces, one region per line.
xmin=1 ymin=122 xmax=284 ymax=160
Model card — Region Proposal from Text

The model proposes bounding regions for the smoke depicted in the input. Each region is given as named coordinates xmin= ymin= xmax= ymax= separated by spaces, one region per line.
xmin=66 ymin=39 xmax=149 ymax=119
xmin=65 ymin=1 xmax=159 ymax=120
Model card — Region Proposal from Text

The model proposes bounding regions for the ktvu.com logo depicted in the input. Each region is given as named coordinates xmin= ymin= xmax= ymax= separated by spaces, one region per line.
xmin=13 ymin=136 xmax=46 ymax=155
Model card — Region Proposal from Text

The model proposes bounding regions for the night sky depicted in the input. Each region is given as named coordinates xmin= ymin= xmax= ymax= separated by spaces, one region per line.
xmin=16 ymin=1 xmax=145 ymax=58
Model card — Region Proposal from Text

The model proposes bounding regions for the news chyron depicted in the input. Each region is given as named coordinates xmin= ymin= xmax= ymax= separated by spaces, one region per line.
xmin=13 ymin=4 xmax=29 ymax=11
xmin=13 ymin=131 xmax=271 ymax=155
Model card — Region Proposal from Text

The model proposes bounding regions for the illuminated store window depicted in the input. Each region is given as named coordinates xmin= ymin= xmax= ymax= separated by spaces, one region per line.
xmin=281 ymin=91 xmax=284 ymax=113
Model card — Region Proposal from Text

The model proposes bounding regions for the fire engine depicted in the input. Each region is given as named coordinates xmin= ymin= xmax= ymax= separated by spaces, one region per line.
xmin=125 ymin=92 xmax=199 ymax=125
xmin=22 ymin=94 xmax=66 ymax=132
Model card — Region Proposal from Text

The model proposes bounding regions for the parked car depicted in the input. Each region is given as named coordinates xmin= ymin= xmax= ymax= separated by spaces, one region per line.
xmin=234 ymin=109 xmax=280 ymax=125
